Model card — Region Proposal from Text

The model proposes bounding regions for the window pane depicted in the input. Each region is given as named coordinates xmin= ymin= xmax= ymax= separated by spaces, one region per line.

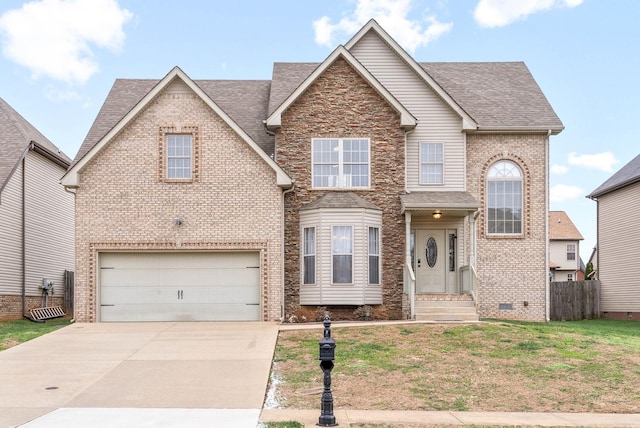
xmin=167 ymin=134 xmax=192 ymax=179
xmin=333 ymin=255 xmax=352 ymax=283
xmin=304 ymin=256 xmax=315 ymax=284
xmin=332 ymin=226 xmax=352 ymax=254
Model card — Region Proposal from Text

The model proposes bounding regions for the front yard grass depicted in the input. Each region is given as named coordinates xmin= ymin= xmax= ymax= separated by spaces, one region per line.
xmin=0 ymin=318 xmax=70 ymax=351
xmin=270 ymin=320 xmax=640 ymax=413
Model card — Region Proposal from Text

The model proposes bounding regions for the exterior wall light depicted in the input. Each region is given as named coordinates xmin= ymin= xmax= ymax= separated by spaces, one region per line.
xmin=432 ymin=210 xmax=442 ymax=220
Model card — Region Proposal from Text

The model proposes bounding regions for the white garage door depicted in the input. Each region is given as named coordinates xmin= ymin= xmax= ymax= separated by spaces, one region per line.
xmin=99 ymin=252 xmax=261 ymax=322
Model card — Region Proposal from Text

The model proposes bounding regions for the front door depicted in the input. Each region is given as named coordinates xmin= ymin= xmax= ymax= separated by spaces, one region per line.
xmin=415 ymin=229 xmax=446 ymax=293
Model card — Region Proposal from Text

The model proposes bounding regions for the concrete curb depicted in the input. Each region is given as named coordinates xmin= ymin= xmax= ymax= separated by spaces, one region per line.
xmin=259 ymin=408 xmax=640 ymax=427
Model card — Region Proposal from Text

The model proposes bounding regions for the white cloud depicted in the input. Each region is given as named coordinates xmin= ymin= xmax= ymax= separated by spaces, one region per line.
xmin=550 ymin=184 xmax=584 ymax=202
xmin=568 ymin=151 xmax=619 ymax=173
xmin=0 ymin=0 xmax=133 ymax=85
xmin=313 ymin=0 xmax=453 ymax=52
xmin=474 ymin=0 xmax=583 ymax=28
xmin=551 ymin=164 xmax=568 ymax=174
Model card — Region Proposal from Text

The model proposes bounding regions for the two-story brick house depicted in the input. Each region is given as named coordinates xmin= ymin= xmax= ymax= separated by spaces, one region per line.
xmin=63 ymin=20 xmax=562 ymax=322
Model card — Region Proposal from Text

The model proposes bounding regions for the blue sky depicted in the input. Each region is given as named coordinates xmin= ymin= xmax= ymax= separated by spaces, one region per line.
xmin=1 ymin=0 xmax=638 ymax=255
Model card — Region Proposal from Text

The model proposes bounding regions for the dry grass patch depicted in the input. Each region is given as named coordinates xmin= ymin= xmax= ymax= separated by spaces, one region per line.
xmin=270 ymin=320 xmax=640 ymax=413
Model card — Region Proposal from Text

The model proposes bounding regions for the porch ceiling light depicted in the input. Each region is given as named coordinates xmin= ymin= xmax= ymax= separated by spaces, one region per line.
xmin=432 ymin=210 xmax=442 ymax=220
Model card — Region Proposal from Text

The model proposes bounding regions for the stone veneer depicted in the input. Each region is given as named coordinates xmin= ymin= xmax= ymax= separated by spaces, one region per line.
xmin=74 ymin=83 xmax=284 ymax=322
xmin=275 ymin=58 xmax=406 ymax=320
xmin=466 ymin=133 xmax=549 ymax=321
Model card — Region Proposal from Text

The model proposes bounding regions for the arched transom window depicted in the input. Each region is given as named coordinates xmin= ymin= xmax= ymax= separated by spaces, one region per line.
xmin=487 ymin=160 xmax=523 ymax=235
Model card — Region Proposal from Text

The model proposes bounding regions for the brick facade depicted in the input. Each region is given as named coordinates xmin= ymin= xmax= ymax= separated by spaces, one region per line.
xmin=0 ymin=295 xmax=64 ymax=321
xmin=466 ymin=133 xmax=549 ymax=321
xmin=275 ymin=58 xmax=406 ymax=320
xmin=74 ymin=85 xmax=284 ymax=322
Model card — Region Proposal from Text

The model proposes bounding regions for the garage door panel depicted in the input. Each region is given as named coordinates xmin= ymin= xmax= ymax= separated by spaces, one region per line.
xmin=99 ymin=252 xmax=261 ymax=322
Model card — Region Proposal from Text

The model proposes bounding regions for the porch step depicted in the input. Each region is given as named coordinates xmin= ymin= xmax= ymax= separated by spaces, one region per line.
xmin=414 ymin=299 xmax=479 ymax=322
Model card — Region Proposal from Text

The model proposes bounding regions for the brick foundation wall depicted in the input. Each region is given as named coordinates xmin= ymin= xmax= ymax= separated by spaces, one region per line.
xmin=0 ymin=295 xmax=65 ymax=321
xmin=601 ymin=312 xmax=640 ymax=321
xmin=276 ymin=58 xmax=406 ymax=320
xmin=74 ymin=85 xmax=284 ymax=322
xmin=466 ymin=133 xmax=549 ymax=321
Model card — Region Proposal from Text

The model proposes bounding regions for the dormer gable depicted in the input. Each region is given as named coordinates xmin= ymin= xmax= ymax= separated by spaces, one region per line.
xmin=345 ymin=19 xmax=477 ymax=131
xmin=265 ymin=46 xmax=416 ymax=130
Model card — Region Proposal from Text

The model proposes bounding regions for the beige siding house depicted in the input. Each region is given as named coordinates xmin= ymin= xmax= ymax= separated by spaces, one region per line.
xmin=0 ymin=97 xmax=74 ymax=320
xmin=549 ymin=211 xmax=584 ymax=282
xmin=588 ymin=154 xmax=640 ymax=320
xmin=66 ymin=20 xmax=563 ymax=322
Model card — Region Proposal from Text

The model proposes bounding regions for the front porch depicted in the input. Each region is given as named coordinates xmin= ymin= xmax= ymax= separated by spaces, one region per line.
xmin=400 ymin=191 xmax=481 ymax=321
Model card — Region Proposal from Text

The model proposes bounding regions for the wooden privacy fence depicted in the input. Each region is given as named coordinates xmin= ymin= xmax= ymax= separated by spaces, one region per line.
xmin=64 ymin=270 xmax=74 ymax=314
xmin=550 ymin=280 xmax=600 ymax=321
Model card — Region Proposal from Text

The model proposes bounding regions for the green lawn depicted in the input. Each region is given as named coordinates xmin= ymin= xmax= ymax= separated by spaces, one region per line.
xmin=272 ymin=319 xmax=640 ymax=413
xmin=0 ymin=318 xmax=71 ymax=351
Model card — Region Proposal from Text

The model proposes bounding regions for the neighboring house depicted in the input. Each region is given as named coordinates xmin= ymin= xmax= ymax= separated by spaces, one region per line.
xmin=587 ymin=153 xmax=640 ymax=320
xmin=0 ymin=97 xmax=74 ymax=321
xmin=63 ymin=20 xmax=563 ymax=323
xmin=549 ymin=211 xmax=584 ymax=282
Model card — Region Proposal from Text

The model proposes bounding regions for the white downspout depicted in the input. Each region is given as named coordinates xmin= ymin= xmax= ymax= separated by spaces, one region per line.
xmin=545 ymin=130 xmax=551 ymax=322
xmin=281 ymin=183 xmax=296 ymax=322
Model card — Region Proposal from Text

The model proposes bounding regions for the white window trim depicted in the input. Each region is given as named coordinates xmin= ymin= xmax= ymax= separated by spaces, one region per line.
xmin=419 ymin=142 xmax=444 ymax=185
xmin=331 ymin=225 xmax=354 ymax=285
xmin=302 ymin=226 xmax=316 ymax=285
xmin=567 ymin=243 xmax=576 ymax=261
xmin=166 ymin=134 xmax=193 ymax=180
xmin=311 ymin=138 xmax=371 ymax=189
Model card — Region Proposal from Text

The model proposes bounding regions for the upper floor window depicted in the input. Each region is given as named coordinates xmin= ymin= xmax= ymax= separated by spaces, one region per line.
xmin=487 ymin=160 xmax=523 ymax=235
xmin=312 ymin=138 xmax=369 ymax=188
xmin=567 ymin=243 xmax=576 ymax=261
xmin=166 ymin=134 xmax=193 ymax=180
xmin=420 ymin=142 xmax=443 ymax=184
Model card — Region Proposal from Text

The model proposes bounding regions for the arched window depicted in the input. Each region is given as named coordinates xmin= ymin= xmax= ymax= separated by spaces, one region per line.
xmin=487 ymin=160 xmax=523 ymax=234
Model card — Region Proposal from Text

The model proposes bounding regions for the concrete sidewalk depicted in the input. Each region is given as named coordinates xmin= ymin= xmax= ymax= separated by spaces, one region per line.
xmin=259 ymin=408 xmax=640 ymax=427
xmin=0 ymin=322 xmax=279 ymax=428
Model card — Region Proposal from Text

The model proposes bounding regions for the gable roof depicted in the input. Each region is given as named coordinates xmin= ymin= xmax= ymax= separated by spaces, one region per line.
xmin=0 ymin=97 xmax=70 ymax=196
xmin=344 ymin=19 xmax=477 ymax=131
xmin=587 ymin=153 xmax=640 ymax=199
xmin=267 ymin=19 xmax=562 ymax=135
xmin=549 ymin=211 xmax=584 ymax=240
xmin=265 ymin=45 xmax=417 ymax=130
xmin=63 ymin=67 xmax=292 ymax=188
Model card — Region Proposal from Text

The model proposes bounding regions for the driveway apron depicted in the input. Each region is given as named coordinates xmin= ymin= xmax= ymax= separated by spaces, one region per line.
xmin=0 ymin=322 xmax=279 ymax=428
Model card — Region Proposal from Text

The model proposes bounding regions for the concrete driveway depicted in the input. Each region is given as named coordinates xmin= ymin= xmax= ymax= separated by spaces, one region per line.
xmin=0 ymin=322 xmax=279 ymax=428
